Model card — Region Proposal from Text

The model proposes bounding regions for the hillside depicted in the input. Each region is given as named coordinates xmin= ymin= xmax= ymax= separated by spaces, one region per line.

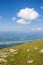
xmin=0 ymin=40 xmax=43 ymax=65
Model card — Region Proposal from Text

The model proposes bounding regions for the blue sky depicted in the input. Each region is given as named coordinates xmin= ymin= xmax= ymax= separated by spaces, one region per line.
xmin=0 ymin=0 xmax=43 ymax=32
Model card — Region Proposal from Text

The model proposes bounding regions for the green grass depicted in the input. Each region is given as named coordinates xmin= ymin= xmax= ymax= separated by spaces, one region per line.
xmin=0 ymin=40 xmax=43 ymax=65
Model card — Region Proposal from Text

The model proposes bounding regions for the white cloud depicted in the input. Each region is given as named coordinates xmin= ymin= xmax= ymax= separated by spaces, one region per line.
xmin=16 ymin=8 xmax=39 ymax=24
xmin=16 ymin=19 xmax=31 ymax=24
xmin=17 ymin=8 xmax=39 ymax=20
xmin=32 ymin=28 xmax=43 ymax=31
xmin=40 ymin=6 xmax=43 ymax=9
xmin=12 ymin=17 xmax=16 ymax=21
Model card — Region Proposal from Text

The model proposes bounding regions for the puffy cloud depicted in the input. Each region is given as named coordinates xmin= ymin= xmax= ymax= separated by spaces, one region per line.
xmin=16 ymin=19 xmax=31 ymax=24
xmin=32 ymin=28 xmax=43 ymax=31
xmin=40 ymin=6 xmax=43 ymax=9
xmin=16 ymin=8 xmax=39 ymax=24
xmin=17 ymin=8 xmax=39 ymax=20
xmin=12 ymin=17 xmax=16 ymax=21
xmin=12 ymin=8 xmax=39 ymax=24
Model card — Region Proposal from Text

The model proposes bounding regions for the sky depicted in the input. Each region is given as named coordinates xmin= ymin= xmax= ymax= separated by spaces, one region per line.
xmin=0 ymin=0 xmax=43 ymax=32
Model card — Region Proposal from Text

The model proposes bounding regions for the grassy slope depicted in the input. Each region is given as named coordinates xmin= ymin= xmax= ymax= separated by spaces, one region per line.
xmin=0 ymin=40 xmax=43 ymax=65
